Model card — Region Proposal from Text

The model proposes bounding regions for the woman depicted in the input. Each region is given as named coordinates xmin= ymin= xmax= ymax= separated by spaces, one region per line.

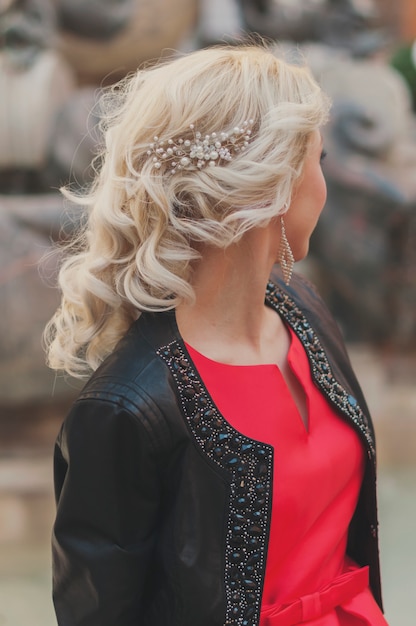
xmin=45 ymin=44 xmax=389 ymax=626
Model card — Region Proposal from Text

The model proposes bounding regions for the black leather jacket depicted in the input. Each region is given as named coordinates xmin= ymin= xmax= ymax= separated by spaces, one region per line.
xmin=52 ymin=274 xmax=382 ymax=626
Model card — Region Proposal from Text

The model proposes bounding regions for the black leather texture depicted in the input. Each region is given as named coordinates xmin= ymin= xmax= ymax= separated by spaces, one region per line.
xmin=52 ymin=272 xmax=382 ymax=625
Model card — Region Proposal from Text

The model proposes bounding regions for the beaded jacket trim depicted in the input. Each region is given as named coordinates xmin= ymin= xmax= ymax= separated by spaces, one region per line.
xmin=158 ymin=338 xmax=272 ymax=626
xmin=157 ymin=282 xmax=375 ymax=626
xmin=265 ymin=282 xmax=376 ymax=461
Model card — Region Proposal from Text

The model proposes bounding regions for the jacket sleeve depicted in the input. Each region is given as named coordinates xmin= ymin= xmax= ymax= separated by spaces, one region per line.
xmin=52 ymin=395 xmax=162 ymax=626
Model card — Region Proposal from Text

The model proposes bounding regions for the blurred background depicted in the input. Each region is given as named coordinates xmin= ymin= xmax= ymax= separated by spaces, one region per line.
xmin=0 ymin=0 xmax=415 ymax=624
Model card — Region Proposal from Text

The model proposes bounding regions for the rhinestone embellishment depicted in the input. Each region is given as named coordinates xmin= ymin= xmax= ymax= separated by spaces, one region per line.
xmin=157 ymin=341 xmax=272 ymax=626
xmin=147 ymin=120 xmax=254 ymax=175
xmin=265 ymin=282 xmax=376 ymax=460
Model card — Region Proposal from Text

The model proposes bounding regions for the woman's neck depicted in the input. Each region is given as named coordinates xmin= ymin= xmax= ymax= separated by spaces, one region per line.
xmin=175 ymin=225 xmax=288 ymax=365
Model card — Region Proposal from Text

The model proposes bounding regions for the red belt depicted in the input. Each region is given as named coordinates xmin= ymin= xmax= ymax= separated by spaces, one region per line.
xmin=261 ymin=566 xmax=369 ymax=625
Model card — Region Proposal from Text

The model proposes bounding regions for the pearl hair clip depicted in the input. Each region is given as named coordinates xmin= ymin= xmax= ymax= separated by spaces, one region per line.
xmin=147 ymin=119 xmax=254 ymax=175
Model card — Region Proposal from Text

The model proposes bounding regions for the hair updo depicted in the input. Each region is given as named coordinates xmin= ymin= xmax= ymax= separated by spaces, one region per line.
xmin=44 ymin=43 xmax=330 ymax=377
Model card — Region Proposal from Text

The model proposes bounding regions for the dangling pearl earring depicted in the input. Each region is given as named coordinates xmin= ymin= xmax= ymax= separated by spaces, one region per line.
xmin=278 ymin=215 xmax=294 ymax=286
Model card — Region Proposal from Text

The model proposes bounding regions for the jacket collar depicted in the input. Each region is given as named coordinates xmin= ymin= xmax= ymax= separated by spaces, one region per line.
xmin=265 ymin=280 xmax=375 ymax=461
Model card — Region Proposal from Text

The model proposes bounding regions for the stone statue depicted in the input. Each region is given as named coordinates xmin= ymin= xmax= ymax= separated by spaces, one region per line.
xmin=305 ymin=45 xmax=416 ymax=348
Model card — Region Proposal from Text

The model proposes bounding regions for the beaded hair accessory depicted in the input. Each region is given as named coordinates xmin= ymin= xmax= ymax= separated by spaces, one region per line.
xmin=147 ymin=119 xmax=254 ymax=175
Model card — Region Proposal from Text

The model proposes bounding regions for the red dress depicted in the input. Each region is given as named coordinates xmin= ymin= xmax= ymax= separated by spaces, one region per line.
xmin=185 ymin=326 xmax=388 ymax=626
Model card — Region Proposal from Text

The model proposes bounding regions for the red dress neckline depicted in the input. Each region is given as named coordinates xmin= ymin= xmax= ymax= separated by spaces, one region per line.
xmin=185 ymin=327 xmax=388 ymax=625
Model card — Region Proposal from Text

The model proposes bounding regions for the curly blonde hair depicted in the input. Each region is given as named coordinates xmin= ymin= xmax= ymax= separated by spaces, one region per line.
xmin=44 ymin=43 xmax=330 ymax=377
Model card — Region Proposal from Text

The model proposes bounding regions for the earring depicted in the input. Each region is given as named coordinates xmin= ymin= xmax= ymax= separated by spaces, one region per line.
xmin=278 ymin=216 xmax=294 ymax=285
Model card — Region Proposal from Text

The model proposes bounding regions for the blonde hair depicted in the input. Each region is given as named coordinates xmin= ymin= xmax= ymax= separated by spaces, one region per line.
xmin=45 ymin=43 xmax=330 ymax=377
